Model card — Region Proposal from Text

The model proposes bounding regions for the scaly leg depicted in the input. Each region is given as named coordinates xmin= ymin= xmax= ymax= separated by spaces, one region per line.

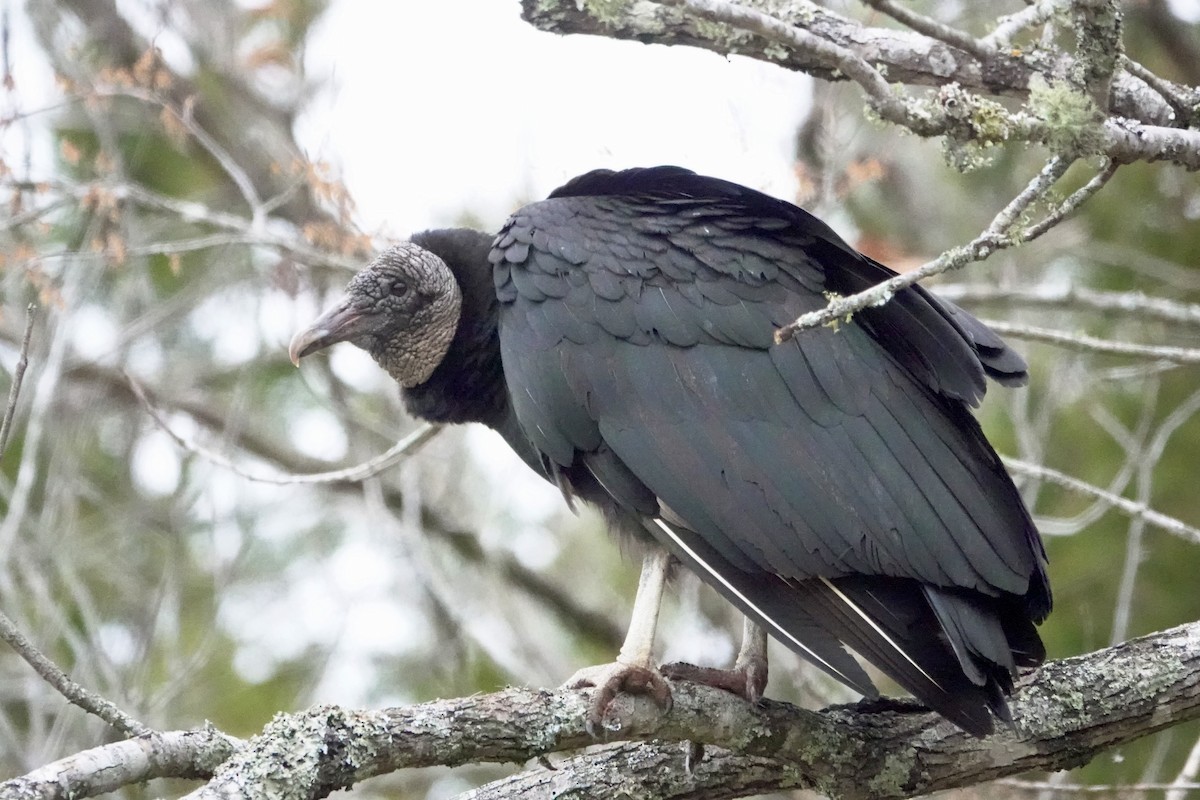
xmin=564 ymin=548 xmax=674 ymax=732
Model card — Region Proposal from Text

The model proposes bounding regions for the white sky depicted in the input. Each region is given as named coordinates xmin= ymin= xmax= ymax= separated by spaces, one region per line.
xmin=299 ymin=1 xmax=811 ymax=235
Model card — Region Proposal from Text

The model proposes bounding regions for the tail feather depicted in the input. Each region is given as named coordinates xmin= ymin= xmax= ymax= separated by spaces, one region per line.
xmin=649 ymin=517 xmax=1045 ymax=736
xmin=809 ymin=576 xmax=1008 ymax=735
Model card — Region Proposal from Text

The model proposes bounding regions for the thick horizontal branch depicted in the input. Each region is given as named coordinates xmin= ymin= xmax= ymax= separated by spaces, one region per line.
xmin=464 ymin=621 xmax=1200 ymax=799
xmin=10 ymin=620 xmax=1186 ymax=800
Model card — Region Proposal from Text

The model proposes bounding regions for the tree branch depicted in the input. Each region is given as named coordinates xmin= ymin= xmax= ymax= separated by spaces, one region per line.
xmin=0 ymin=729 xmax=239 ymax=800
xmin=933 ymin=283 xmax=1200 ymax=329
xmin=980 ymin=319 xmax=1200 ymax=366
xmin=8 ymin=621 xmax=1192 ymax=800
xmin=0 ymin=304 xmax=36 ymax=460
xmin=0 ymin=609 xmax=151 ymax=738
xmin=774 ymin=155 xmax=1108 ymax=342
xmin=521 ymin=0 xmax=1183 ymax=132
xmin=1002 ymin=456 xmax=1200 ymax=545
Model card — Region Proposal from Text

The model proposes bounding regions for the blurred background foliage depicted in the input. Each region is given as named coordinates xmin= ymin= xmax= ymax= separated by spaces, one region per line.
xmin=1 ymin=0 xmax=1199 ymax=797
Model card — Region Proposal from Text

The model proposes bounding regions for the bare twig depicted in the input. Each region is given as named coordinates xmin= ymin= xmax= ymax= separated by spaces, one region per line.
xmin=980 ymin=319 xmax=1200 ymax=365
xmin=0 ymin=608 xmax=150 ymax=737
xmin=1121 ymin=56 xmax=1200 ymax=126
xmin=171 ymin=94 xmax=264 ymax=222
xmin=1002 ymin=456 xmax=1200 ymax=545
xmin=1112 ymin=386 xmax=1200 ymax=645
xmin=933 ymin=283 xmax=1200 ymax=328
xmin=982 ymin=0 xmax=1063 ymax=48
xmin=999 ymin=778 xmax=1200 ymax=793
xmin=1022 ymin=159 xmax=1119 ymax=240
xmin=1166 ymin=734 xmax=1200 ymax=800
xmin=0 ymin=177 xmax=362 ymax=271
xmin=986 ymin=155 xmax=1075 ymax=237
xmin=861 ymin=0 xmax=993 ymax=59
xmin=0 ymin=304 xmax=36 ymax=459
xmin=658 ymin=0 xmax=915 ymax=128
xmin=775 ymin=157 xmax=1091 ymax=342
xmin=126 ymin=373 xmax=442 ymax=485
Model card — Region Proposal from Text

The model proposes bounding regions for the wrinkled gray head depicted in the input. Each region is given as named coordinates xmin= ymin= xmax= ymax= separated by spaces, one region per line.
xmin=289 ymin=242 xmax=462 ymax=387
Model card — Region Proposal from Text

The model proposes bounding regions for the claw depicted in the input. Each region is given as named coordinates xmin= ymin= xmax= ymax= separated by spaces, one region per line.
xmin=564 ymin=661 xmax=674 ymax=735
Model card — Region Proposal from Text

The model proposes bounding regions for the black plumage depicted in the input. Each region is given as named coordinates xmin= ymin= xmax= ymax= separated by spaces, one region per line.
xmin=291 ymin=166 xmax=1051 ymax=735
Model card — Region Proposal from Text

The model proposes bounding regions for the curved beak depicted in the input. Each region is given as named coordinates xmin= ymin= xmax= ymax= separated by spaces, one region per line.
xmin=289 ymin=298 xmax=374 ymax=366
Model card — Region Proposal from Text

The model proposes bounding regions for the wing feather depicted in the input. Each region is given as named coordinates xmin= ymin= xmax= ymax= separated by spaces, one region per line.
xmin=492 ymin=168 xmax=1050 ymax=732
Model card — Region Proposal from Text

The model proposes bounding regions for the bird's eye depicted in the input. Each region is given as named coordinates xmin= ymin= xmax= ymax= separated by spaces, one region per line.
xmin=389 ymin=282 xmax=409 ymax=297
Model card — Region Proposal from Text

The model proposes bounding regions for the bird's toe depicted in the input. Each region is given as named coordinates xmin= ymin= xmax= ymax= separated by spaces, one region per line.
xmin=563 ymin=661 xmax=673 ymax=735
xmin=660 ymin=660 xmax=767 ymax=703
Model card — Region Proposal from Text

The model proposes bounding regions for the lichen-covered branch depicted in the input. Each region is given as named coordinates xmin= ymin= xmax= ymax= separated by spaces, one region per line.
xmin=5 ymin=621 xmax=1195 ymax=800
xmin=522 ymin=0 xmax=1199 ymax=167
xmin=0 ymin=729 xmax=240 ymax=800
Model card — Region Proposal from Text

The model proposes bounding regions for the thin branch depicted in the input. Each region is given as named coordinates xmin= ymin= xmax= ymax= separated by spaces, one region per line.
xmin=1002 ymin=456 xmax=1200 ymax=545
xmin=934 ymin=283 xmax=1200 ymax=329
xmin=0 ymin=177 xmax=362 ymax=270
xmin=658 ymin=0 xmax=915 ymax=128
xmin=1022 ymin=158 xmax=1119 ymax=240
xmin=986 ymin=155 xmax=1074 ymax=237
xmin=860 ymin=0 xmax=993 ymax=59
xmin=0 ymin=304 xmax=36 ymax=459
xmin=1121 ymin=56 xmax=1200 ymax=127
xmin=775 ymin=157 xmax=1083 ymax=342
xmin=1165 ymin=734 xmax=1200 ymax=800
xmin=0 ymin=608 xmax=150 ymax=738
xmin=1112 ymin=386 xmax=1200 ymax=643
xmin=980 ymin=318 xmax=1200 ymax=365
xmin=1109 ymin=432 xmax=1153 ymax=645
xmin=983 ymin=0 xmax=1063 ymax=48
xmin=999 ymin=779 xmax=1200 ymax=793
xmin=126 ymin=373 xmax=442 ymax=485
xmin=171 ymin=94 xmax=264 ymax=221
xmin=55 ymin=361 xmax=624 ymax=653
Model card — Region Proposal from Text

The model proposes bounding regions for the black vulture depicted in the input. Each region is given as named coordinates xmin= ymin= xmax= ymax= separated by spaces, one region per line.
xmin=290 ymin=166 xmax=1051 ymax=735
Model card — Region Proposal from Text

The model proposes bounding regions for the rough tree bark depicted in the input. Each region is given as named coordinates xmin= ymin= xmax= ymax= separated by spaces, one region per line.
xmin=2 ymin=621 xmax=1198 ymax=799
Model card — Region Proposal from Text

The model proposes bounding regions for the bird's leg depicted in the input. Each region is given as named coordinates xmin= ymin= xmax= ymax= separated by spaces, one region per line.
xmin=661 ymin=616 xmax=769 ymax=702
xmin=563 ymin=548 xmax=674 ymax=732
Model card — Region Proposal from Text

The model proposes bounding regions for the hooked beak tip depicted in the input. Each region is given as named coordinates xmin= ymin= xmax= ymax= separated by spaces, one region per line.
xmin=288 ymin=333 xmax=305 ymax=367
xmin=289 ymin=300 xmax=367 ymax=367
xmin=288 ymin=326 xmax=328 ymax=367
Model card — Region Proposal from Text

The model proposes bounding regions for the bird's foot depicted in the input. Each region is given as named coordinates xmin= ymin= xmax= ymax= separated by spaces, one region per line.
xmin=563 ymin=660 xmax=673 ymax=736
xmin=660 ymin=654 xmax=768 ymax=703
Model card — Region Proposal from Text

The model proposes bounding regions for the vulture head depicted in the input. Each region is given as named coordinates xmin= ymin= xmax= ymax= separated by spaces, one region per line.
xmin=289 ymin=242 xmax=462 ymax=387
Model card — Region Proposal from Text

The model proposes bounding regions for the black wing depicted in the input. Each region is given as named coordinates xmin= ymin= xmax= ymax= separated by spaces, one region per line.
xmin=492 ymin=166 xmax=1050 ymax=733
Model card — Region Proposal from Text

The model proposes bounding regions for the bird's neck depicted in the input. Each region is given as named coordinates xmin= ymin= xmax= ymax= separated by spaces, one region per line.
xmin=401 ymin=229 xmax=509 ymax=428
